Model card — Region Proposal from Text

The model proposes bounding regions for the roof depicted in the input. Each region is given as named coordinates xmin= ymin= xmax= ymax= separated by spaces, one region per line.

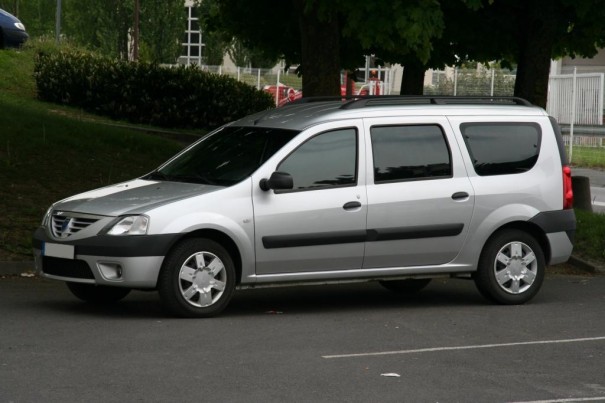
xmin=232 ymin=96 xmax=548 ymax=131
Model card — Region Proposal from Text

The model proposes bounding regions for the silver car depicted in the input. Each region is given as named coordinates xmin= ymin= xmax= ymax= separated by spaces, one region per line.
xmin=33 ymin=97 xmax=576 ymax=317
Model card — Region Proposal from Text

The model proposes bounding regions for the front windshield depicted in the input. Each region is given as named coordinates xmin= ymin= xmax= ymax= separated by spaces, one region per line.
xmin=144 ymin=126 xmax=299 ymax=186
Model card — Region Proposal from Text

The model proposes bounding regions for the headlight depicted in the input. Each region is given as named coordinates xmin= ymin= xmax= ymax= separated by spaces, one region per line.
xmin=42 ymin=207 xmax=53 ymax=226
xmin=14 ymin=22 xmax=25 ymax=31
xmin=106 ymin=215 xmax=149 ymax=236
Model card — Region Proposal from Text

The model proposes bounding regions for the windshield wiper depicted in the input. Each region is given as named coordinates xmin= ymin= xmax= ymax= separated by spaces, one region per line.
xmin=170 ymin=174 xmax=218 ymax=185
xmin=143 ymin=171 xmax=171 ymax=181
xmin=143 ymin=171 xmax=220 ymax=185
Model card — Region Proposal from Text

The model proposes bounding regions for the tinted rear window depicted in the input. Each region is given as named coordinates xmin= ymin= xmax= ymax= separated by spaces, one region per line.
xmin=461 ymin=123 xmax=541 ymax=176
xmin=371 ymin=125 xmax=452 ymax=183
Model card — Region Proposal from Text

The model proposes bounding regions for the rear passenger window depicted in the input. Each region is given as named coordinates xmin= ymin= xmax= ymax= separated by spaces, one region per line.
xmin=461 ymin=123 xmax=541 ymax=176
xmin=371 ymin=125 xmax=452 ymax=183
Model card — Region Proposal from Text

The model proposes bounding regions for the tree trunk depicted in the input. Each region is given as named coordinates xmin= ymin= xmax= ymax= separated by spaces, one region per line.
xmin=295 ymin=0 xmax=341 ymax=97
xmin=400 ymin=61 xmax=426 ymax=95
xmin=513 ymin=0 xmax=557 ymax=108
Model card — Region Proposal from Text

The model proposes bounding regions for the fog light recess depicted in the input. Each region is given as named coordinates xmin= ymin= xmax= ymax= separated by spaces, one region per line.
xmin=97 ymin=262 xmax=124 ymax=280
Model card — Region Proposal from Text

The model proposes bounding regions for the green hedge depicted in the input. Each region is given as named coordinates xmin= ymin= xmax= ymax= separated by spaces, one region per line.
xmin=34 ymin=50 xmax=274 ymax=129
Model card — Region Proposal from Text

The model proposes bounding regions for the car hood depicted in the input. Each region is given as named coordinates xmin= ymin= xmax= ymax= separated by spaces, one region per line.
xmin=0 ymin=8 xmax=21 ymax=25
xmin=53 ymin=179 xmax=223 ymax=217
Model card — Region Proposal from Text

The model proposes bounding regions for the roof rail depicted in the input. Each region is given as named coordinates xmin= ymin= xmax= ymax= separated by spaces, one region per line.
xmin=286 ymin=96 xmax=356 ymax=105
xmin=339 ymin=96 xmax=532 ymax=109
xmin=283 ymin=95 xmax=532 ymax=109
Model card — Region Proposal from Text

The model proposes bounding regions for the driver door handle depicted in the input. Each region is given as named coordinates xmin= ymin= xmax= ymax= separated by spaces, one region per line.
xmin=343 ymin=201 xmax=362 ymax=210
xmin=451 ymin=192 xmax=469 ymax=200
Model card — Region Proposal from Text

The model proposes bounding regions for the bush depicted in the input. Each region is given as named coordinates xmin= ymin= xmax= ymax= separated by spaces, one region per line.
xmin=574 ymin=208 xmax=605 ymax=264
xmin=34 ymin=49 xmax=274 ymax=129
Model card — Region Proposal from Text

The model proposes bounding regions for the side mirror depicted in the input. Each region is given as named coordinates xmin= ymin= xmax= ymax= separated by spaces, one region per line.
xmin=259 ymin=171 xmax=293 ymax=191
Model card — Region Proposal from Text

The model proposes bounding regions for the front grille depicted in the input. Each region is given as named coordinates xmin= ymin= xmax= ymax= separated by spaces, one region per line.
xmin=42 ymin=256 xmax=95 ymax=279
xmin=51 ymin=212 xmax=100 ymax=238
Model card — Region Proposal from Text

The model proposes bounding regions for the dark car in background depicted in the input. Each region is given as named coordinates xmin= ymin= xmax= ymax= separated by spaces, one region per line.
xmin=0 ymin=8 xmax=28 ymax=49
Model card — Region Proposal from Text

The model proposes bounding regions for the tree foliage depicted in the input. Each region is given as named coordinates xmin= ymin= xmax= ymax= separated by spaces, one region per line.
xmin=464 ymin=0 xmax=605 ymax=107
xmin=3 ymin=0 xmax=185 ymax=63
xmin=199 ymin=0 xmax=446 ymax=96
xmin=138 ymin=0 xmax=185 ymax=63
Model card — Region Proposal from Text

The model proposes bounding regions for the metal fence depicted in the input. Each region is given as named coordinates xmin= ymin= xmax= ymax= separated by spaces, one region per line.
xmin=424 ymin=68 xmax=516 ymax=97
xmin=547 ymin=72 xmax=604 ymax=125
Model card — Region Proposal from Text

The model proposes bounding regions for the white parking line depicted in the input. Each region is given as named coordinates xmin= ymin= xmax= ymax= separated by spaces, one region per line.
xmin=509 ymin=398 xmax=605 ymax=403
xmin=322 ymin=336 xmax=605 ymax=359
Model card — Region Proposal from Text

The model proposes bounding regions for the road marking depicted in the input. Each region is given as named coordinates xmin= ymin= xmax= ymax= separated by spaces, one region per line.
xmin=322 ymin=336 xmax=605 ymax=359
xmin=509 ymin=398 xmax=605 ymax=403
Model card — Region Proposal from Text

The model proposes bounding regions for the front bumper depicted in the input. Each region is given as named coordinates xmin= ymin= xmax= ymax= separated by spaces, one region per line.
xmin=33 ymin=227 xmax=179 ymax=288
xmin=2 ymin=28 xmax=28 ymax=48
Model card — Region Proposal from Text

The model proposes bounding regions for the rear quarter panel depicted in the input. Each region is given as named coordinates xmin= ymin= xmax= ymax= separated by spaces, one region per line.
xmin=446 ymin=115 xmax=563 ymax=267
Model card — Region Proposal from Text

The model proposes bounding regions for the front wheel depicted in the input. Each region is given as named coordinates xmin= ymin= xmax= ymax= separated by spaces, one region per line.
xmin=66 ymin=282 xmax=131 ymax=304
xmin=474 ymin=229 xmax=545 ymax=305
xmin=158 ymin=238 xmax=236 ymax=318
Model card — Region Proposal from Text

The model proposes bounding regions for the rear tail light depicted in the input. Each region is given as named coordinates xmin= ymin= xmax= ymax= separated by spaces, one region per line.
xmin=563 ymin=165 xmax=573 ymax=209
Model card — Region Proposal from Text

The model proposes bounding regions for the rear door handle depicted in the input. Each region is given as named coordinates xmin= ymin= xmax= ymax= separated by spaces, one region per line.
xmin=451 ymin=192 xmax=469 ymax=200
xmin=343 ymin=201 xmax=362 ymax=210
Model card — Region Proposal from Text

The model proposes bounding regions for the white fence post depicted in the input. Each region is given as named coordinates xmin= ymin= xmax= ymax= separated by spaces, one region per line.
xmin=453 ymin=68 xmax=458 ymax=96
xmin=275 ymin=69 xmax=281 ymax=106
xmin=257 ymin=68 xmax=261 ymax=90
xmin=569 ymin=67 xmax=577 ymax=163
xmin=490 ymin=69 xmax=495 ymax=96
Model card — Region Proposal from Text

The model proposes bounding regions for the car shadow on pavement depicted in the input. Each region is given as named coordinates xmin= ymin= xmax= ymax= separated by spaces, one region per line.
xmin=29 ymin=279 xmax=488 ymax=319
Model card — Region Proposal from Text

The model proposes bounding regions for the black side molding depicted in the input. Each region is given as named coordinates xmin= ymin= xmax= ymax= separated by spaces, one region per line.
xmin=262 ymin=224 xmax=464 ymax=249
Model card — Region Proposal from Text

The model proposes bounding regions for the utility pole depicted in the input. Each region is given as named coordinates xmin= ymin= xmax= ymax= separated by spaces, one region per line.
xmin=133 ymin=0 xmax=140 ymax=61
xmin=55 ymin=0 xmax=62 ymax=44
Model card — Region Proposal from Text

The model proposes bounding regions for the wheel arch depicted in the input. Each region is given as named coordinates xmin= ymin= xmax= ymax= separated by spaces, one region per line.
xmin=482 ymin=221 xmax=550 ymax=265
xmin=166 ymin=229 xmax=243 ymax=285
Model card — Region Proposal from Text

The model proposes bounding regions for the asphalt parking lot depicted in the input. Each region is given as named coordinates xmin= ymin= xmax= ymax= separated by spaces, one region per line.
xmin=1 ymin=269 xmax=604 ymax=402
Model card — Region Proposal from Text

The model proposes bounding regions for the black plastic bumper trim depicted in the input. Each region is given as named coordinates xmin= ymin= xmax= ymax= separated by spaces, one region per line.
xmin=528 ymin=209 xmax=576 ymax=242
xmin=33 ymin=227 xmax=180 ymax=257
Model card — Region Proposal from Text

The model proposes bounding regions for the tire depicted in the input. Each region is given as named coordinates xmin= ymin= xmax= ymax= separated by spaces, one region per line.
xmin=158 ymin=238 xmax=236 ymax=318
xmin=474 ymin=229 xmax=545 ymax=305
xmin=66 ymin=282 xmax=131 ymax=304
xmin=379 ymin=278 xmax=432 ymax=294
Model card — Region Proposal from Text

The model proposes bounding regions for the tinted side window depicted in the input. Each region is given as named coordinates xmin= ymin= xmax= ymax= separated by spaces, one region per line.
xmin=461 ymin=123 xmax=541 ymax=176
xmin=371 ymin=125 xmax=452 ymax=183
xmin=277 ymin=128 xmax=357 ymax=190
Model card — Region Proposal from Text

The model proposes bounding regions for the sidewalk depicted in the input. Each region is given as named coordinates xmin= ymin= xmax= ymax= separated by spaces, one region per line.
xmin=572 ymin=167 xmax=605 ymax=187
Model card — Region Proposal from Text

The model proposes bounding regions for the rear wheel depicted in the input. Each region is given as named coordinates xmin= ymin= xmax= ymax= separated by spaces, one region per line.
xmin=158 ymin=238 xmax=236 ymax=318
xmin=379 ymin=278 xmax=432 ymax=294
xmin=474 ymin=229 xmax=545 ymax=304
xmin=66 ymin=282 xmax=131 ymax=303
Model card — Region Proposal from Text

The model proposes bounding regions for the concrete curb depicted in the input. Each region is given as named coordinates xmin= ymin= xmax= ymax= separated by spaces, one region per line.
xmin=1 ymin=255 xmax=603 ymax=276
xmin=568 ymin=255 xmax=605 ymax=274
xmin=0 ymin=261 xmax=36 ymax=276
